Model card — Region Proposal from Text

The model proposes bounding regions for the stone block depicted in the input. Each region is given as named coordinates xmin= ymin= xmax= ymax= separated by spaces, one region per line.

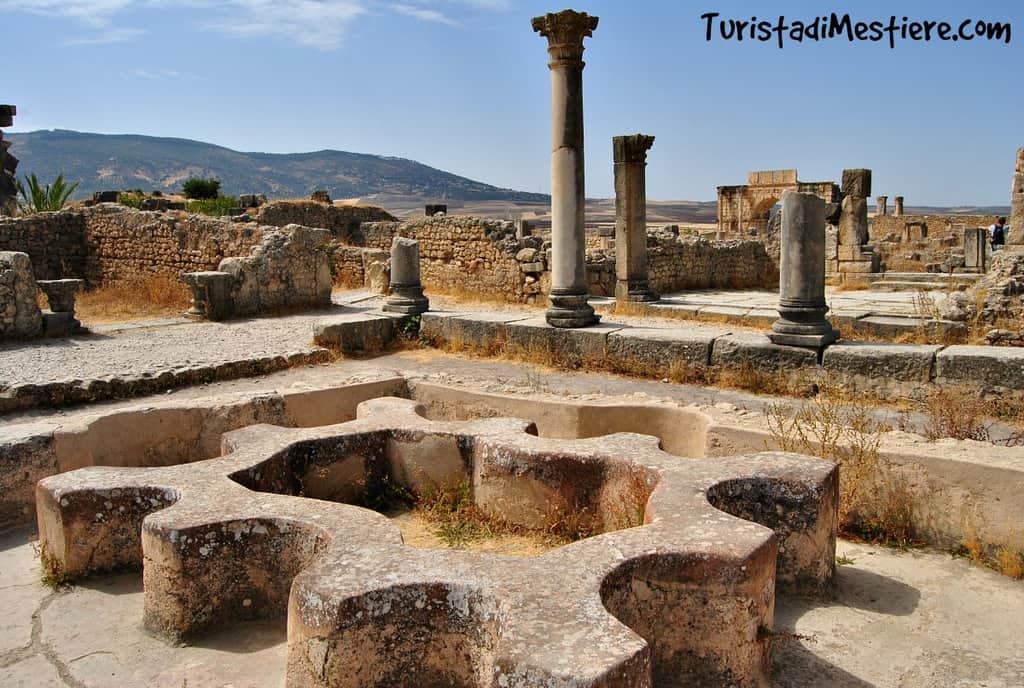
xmin=313 ymin=313 xmax=396 ymax=354
xmin=711 ymin=331 xmax=819 ymax=372
xmin=41 ymin=311 xmax=81 ymax=338
xmin=822 ymin=342 xmax=940 ymax=382
xmin=841 ymin=169 xmax=872 ymax=197
xmin=606 ymin=326 xmax=721 ymax=370
xmin=506 ymin=317 xmax=622 ymax=366
xmin=838 ymin=260 xmax=877 ymax=274
xmin=935 ymin=345 xmax=1024 ymax=390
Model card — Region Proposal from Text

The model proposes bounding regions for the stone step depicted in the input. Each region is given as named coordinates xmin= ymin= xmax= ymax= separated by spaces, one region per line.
xmin=869 ymin=280 xmax=954 ymax=292
xmin=861 ymin=272 xmax=981 ymax=285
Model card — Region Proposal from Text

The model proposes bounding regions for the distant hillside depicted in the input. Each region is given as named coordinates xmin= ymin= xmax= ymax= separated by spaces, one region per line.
xmin=5 ymin=130 xmax=549 ymax=202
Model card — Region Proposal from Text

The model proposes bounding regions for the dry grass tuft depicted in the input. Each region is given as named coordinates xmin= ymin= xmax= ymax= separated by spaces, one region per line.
xmin=766 ymin=389 xmax=919 ymax=548
xmin=74 ymin=275 xmax=191 ymax=324
xmin=920 ymin=387 xmax=993 ymax=442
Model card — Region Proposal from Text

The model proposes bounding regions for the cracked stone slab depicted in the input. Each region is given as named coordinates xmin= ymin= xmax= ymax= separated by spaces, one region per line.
xmin=606 ymin=326 xmax=727 ymax=370
xmin=37 ymin=397 xmax=837 ymax=687
xmin=935 ymin=345 xmax=1024 ymax=390
xmin=710 ymin=331 xmax=819 ymax=371
xmin=504 ymin=317 xmax=625 ymax=366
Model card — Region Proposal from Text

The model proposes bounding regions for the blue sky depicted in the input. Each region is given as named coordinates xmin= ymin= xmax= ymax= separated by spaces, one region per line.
xmin=2 ymin=0 xmax=1020 ymax=204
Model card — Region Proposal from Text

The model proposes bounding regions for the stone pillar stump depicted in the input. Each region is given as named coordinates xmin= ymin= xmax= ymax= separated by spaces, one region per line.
xmin=1008 ymin=147 xmax=1024 ymax=245
xmin=893 ymin=196 xmax=904 ymax=217
xmin=769 ymin=191 xmax=839 ymax=349
xmin=384 ymin=237 xmax=429 ymax=315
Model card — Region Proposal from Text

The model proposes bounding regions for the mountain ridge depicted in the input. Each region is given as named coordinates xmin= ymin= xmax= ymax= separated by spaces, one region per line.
xmin=4 ymin=129 xmax=550 ymax=202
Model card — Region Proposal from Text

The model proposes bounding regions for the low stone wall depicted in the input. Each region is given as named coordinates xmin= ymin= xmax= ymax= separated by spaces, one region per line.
xmin=648 ymin=234 xmax=776 ymax=291
xmin=0 ymin=211 xmax=87 ymax=280
xmin=253 ymin=201 xmax=395 ymax=242
xmin=870 ymin=214 xmax=1000 ymax=273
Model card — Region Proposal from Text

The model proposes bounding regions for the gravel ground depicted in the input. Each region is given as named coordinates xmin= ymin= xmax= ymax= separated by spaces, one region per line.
xmin=0 ymin=308 xmax=349 ymax=388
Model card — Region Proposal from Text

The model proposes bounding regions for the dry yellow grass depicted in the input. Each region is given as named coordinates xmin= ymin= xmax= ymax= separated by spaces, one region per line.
xmin=73 ymin=275 xmax=191 ymax=324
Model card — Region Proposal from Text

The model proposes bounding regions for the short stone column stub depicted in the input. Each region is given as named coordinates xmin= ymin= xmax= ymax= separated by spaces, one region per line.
xmin=893 ymin=196 xmax=904 ymax=217
xmin=770 ymin=190 xmax=839 ymax=349
xmin=384 ymin=236 xmax=429 ymax=315
xmin=613 ymin=133 xmax=659 ymax=303
xmin=533 ymin=9 xmax=600 ymax=328
xmin=876 ymin=195 xmax=888 ymax=216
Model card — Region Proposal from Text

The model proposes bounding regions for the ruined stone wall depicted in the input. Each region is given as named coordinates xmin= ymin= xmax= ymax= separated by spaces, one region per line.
xmin=253 ymin=201 xmax=396 ymax=243
xmin=79 ymin=206 xmax=266 ymax=285
xmin=0 ymin=211 xmax=87 ymax=280
xmin=648 ymin=235 xmax=777 ymax=291
xmin=870 ymin=214 xmax=1000 ymax=272
xmin=361 ymin=217 xmax=528 ymax=300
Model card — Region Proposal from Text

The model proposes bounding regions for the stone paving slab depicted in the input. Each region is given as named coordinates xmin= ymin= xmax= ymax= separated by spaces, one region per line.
xmin=504 ymin=316 xmax=625 ymax=364
xmin=606 ymin=325 xmax=728 ymax=370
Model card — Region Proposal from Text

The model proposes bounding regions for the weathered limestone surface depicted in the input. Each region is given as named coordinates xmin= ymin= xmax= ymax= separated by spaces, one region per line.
xmin=534 ymin=9 xmax=599 ymax=328
xmin=770 ymin=191 xmax=839 ymax=348
xmin=184 ymin=225 xmax=333 ymax=320
xmin=506 ymin=316 xmax=621 ymax=365
xmin=254 ymin=201 xmax=395 ymax=243
xmin=940 ymin=249 xmax=1024 ymax=324
xmin=822 ymin=342 xmax=941 ymax=382
xmin=894 ymin=196 xmax=904 ymax=217
xmin=869 ymin=214 xmax=1001 ymax=273
xmin=1008 ymin=147 xmax=1024 ymax=245
xmin=935 ymin=345 xmax=1024 ymax=390
xmin=613 ymin=134 xmax=658 ymax=303
xmin=36 ymin=396 xmax=836 ymax=686
xmin=313 ymin=313 xmax=398 ymax=354
xmin=876 ymin=196 xmax=888 ymax=216
xmin=711 ymin=331 xmax=819 ymax=371
xmin=0 ymin=251 xmax=42 ymax=340
xmin=606 ymin=326 xmax=723 ymax=370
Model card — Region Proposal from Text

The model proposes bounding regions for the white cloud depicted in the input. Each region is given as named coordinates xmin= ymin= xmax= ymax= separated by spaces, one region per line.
xmin=129 ymin=67 xmax=194 ymax=79
xmin=391 ymin=3 xmax=457 ymax=26
xmin=1 ymin=0 xmax=508 ymax=49
xmin=62 ymin=26 xmax=145 ymax=44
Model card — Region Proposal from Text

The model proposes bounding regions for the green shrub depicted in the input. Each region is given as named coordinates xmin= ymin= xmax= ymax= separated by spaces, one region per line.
xmin=117 ymin=191 xmax=145 ymax=209
xmin=186 ymin=196 xmax=238 ymax=216
xmin=182 ymin=177 xmax=221 ymax=200
xmin=15 ymin=173 xmax=80 ymax=214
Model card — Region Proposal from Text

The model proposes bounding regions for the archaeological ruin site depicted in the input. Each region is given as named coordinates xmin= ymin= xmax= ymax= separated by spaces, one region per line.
xmin=1 ymin=8 xmax=1023 ymax=688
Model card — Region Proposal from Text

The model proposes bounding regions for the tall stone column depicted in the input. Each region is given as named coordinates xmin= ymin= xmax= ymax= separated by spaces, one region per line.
xmin=894 ymin=196 xmax=904 ymax=217
xmin=613 ymin=134 xmax=658 ymax=303
xmin=0 ymin=105 xmax=18 ymax=216
xmin=533 ymin=9 xmax=599 ymax=328
xmin=876 ymin=196 xmax=888 ymax=216
xmin=1008 ymin=147 xmax=1024 ymax=245
xmin=769 ymin=191 xmax=839 ymax=349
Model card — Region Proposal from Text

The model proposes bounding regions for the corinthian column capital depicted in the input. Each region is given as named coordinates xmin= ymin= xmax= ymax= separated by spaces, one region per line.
xmin=613 ymin=134 xmax=656 ymax=165
xmin=532 ymin=9 xmax=599 ymax=68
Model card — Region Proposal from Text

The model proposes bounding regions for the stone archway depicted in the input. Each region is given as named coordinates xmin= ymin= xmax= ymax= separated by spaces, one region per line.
xmin=717 ymin=170 xmax=839 ymax=235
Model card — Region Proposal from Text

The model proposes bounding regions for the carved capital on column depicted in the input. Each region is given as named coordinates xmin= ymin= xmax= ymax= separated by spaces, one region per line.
xmin=532 ymin=10 xmax=599 ymax=68
xmin=613 ymin=134 xmax=655 ymax=164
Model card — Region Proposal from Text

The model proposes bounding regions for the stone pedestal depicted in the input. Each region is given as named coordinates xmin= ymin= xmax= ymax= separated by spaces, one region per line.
xmin=384 ymin=237 xmax=429 ymax=315
xmin=182 ymin=271 xmax=234 ymax=321
xmin=770 ymin=191 xmax=839 ymax=349
xmin=533 ymin=9 xmax=599 ymax=328
xmin=876 ymin=196 xmax=888 ymax=216
xmin=613 ymin=134 xmax=658 ymax=303
xmin=37 ymin=279 xmax=82 ymax=313
xmin=894 ymin=196 xmax=904 ymax=217
xmin=1008 ymin=147 xmax=1024 ymax=245
xmin=964 ymin=227 xmax=988 ymax=271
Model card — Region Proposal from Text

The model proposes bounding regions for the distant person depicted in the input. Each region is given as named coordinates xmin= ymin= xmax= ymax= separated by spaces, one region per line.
xmin=989 ymin=217 xmax=1006 ymax=250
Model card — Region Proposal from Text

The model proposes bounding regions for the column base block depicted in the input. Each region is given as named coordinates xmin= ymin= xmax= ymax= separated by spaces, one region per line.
xmin=383 ymin=287 xmax=429 ymax=316
xmin=546 ymin=291 xmax=599 ymax=328
xmin=768 ymin=330 xmax=839 ymax=349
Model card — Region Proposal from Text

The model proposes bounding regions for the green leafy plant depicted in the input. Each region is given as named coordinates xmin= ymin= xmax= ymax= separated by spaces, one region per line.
xmin=15 ymin=173 xmax=80 ymax=214
xmin=117 ymin=191 xmax=145 ymax=209
xmin=182 ymin=177 xmax=221 ymax=200
xmin=186 ymin=196 xmax=238 ymax=216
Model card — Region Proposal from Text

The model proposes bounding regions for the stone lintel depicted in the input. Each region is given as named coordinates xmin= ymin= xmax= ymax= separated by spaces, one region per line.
xmin=532 ymin=9 xmax=599 ymax=66
xmin=612 ymin=134 xmax=655 ymax=164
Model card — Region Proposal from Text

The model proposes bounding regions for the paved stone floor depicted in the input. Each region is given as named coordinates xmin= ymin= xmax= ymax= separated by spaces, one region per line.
xmin=1 ymin=526 xmax=1020 ymax=688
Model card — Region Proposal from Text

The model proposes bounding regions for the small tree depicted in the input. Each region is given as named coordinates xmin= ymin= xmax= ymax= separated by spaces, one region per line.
xmin=16 ymin=173 xmax=80 ymax=214
xmin=182 ymin=177 xmax=221 ymax=199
